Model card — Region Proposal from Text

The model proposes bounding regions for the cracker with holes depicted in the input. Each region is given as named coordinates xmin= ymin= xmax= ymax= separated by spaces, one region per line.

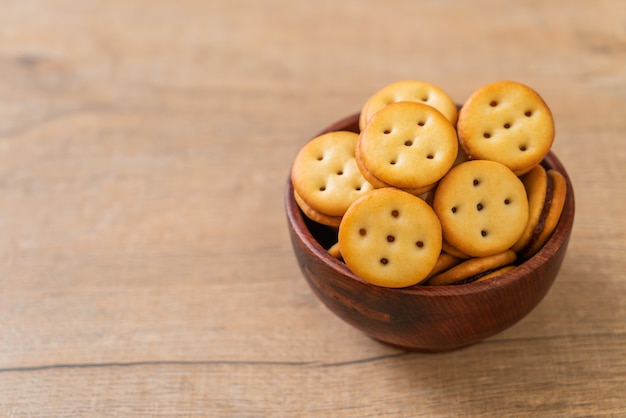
xmin=457 ymin=80 xmax=555 ymax=175
xmin=291 ymin=131 xmax=374 ymax=227
xmin=338 ymin=188 xmax=442 ymax=288
xmin=359 ymin=80 xmax=458 ymax=131
xmin=433 ymin=160 xmax=529 ymax=258
xmin=356 ymin=101 xmax=458 ymax=195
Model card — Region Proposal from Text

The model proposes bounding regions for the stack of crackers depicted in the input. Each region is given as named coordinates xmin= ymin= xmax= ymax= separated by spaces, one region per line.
xmin=290 ymin=80 xmax=567 ymax=288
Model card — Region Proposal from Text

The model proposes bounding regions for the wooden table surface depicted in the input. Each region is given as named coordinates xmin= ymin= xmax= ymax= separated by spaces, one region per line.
xmin=1 ymin=1 xmax=625 ymax=416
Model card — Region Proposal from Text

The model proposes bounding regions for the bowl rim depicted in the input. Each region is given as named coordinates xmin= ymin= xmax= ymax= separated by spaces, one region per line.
xmin=286 ymin=112 xmax=575 ymax=297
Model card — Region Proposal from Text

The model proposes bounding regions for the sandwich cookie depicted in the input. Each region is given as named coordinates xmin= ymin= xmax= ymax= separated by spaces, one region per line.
xmin=433 ymin=160 xmax=529 ymax=257
xmin=426 ymin=250 xmax=517 ymax=286
xmin=359 ymin=80 xmax=458 ymax=130
xmin=457 ymin=80 xmax=555 ymax=175
xmin=356 ymin=101 xmax=459 ymax=196
xmin=291 ymin=131 xmax=374 ymax=227
xmin=512 ymin=164 xmax=568 ymax=259
xmin=338 ymin=188 xmax=442 ymax=288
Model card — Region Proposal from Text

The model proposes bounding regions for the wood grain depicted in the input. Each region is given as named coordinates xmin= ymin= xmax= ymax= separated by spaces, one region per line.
xmin=1 ymin=0 xmax=625 ymax=416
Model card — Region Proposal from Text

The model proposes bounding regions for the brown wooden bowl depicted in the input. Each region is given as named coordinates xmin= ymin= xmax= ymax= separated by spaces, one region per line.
xmin=285 ymin=112 xmax=575 ymax=352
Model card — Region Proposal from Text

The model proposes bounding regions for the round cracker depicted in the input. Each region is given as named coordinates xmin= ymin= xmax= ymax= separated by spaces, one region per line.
xmin=433 ymin=160 xmax=529 ymax=257
xmin=426 ymin=250 xmax=516 ymax=286
xmin=338 ymin=188 xmax=442 ymax=288
xmin=291 ymin=131 xmax=374 ymax=221
xmin=293 ymin=190 xmax=343 ymax=228
xmin=354 ymin=155 xmax=438 ymax=196
xmin=512 ymin=164 xmax=548 ymax=253
xmin=359 ymin=80 xmax=458 ymax=130
xmin=425 ymin=252 xmax=464 ymax=280
xmin=474 ymin=265 xmax=516 ymax=284
xmin=441 ymin=241 xmax=471 ymax=259
xmin=521 ymin=169 xmax=567 ymax=258
xmin=457 ymin=80 xmax=555 ymax=175
xmin=357 ymin=101 xmax=458 ymax=192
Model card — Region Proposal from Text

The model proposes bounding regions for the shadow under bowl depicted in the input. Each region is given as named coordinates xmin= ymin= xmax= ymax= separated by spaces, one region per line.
xmin=285 ymin=112 xmax=575 ymax=352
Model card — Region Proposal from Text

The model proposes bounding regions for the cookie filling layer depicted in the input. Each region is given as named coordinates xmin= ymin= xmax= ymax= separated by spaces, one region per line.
xmin=453 ymin=267 xmax=507 ymax=285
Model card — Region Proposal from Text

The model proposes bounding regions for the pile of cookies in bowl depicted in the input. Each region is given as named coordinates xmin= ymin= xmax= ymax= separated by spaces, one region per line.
xmin=285 ymin=80 xmax=575 ymax=351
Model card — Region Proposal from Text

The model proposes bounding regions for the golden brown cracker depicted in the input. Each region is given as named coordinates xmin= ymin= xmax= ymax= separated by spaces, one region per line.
xmin=433 ymin=160 xmax=529 ymax=257
xmin=327 ymin=242 xmax=342 ymax=260
xmin=474 ymin=265 xmax=516 ymax=283
xmin=293 ymin=190 xmax=343 ymax=228
xmin=357 ymin=101 xmax=458 ymax=194
xmin=512 ymin=164 xmax=548 ymax=253
xmin=426 ymin=250 xmax=516 ymax=286
xmin=457 ymin=80 xmax=555 ymax=175
xmin=291 ymin=131 xmax=374 ymax=226
xmin=521 ymin=169 xmax=567 ymax=258
xmin=359 ymin=80 xmax=458 ymax=130
xmin=338 ymin=188 xmax=442 ymax=288
xmin=425 ymin=252 xmax=464 ymax=280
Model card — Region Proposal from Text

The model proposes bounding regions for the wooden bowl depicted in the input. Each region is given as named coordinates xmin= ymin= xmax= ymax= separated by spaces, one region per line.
xmin=285 ymin=112 xmax=575 ymax=352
